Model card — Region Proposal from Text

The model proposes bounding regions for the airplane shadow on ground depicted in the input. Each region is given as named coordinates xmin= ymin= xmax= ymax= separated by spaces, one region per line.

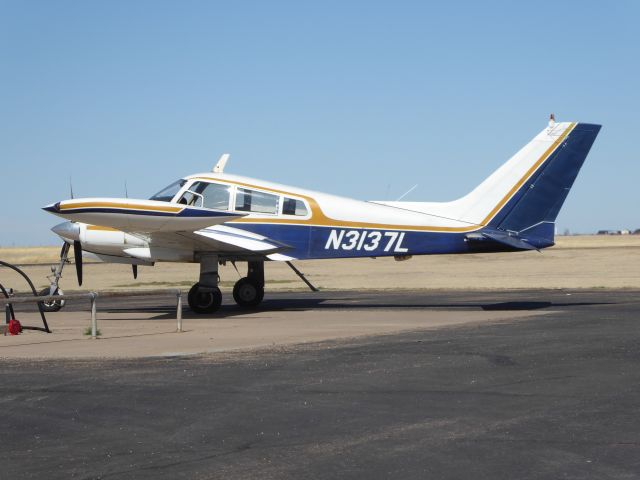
xmin=98 ymin=295 xmax=613 ymax=320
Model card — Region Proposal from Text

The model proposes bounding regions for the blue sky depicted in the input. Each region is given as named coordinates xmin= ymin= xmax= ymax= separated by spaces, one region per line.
xmin=1 ymin=0 xmax=638 ymax=245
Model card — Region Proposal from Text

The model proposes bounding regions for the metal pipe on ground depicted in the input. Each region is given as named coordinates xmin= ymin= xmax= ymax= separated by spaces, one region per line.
xmin=0 ymin=289 xmax=183 ymax=335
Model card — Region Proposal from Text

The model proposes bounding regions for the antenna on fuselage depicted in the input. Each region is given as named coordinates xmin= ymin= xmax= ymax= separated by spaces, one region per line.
xmin=396 ymin=184 xmax=418 ymax=201
xmin=69 ymin=176 xmax=75 ymax=199
xmin=213 ymin=153 xmax=230 ymax=173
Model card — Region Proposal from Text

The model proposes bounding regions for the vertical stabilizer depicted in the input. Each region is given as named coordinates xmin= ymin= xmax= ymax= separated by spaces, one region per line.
xmin=374 ymin=120 xmax=601 ymax=246
xmin=488 ymin=122 xmax=601 ymax=240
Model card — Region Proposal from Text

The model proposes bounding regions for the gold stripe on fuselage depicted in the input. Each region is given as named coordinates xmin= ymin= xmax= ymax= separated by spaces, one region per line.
xmin=60 ymin=201 xmax=182 ymax=214
xmin=190 ymin=123 xmax=575 ymax=233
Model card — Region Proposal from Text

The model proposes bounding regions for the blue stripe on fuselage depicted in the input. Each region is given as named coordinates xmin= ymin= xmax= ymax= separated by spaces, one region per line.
xmin=57 ymin=207 xmax=237 ymax=218
xmin=226 ymin=223 xmax=548 ymax=259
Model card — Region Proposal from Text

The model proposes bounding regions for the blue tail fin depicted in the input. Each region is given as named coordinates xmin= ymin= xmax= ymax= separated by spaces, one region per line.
xmin=488 ymin=122 xmax=601 ymax=247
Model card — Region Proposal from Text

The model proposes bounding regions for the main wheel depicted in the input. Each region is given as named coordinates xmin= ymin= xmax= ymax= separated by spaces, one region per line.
xmin=188 ymin=283 xmax=222 ymax=314
xmin=232 ymin=277 xmax=264 ymax=308
xmin=38 ymin=287 xmax=66 ymax=312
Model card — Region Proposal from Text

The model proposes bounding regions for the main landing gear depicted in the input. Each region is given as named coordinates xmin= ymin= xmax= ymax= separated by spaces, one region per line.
xmin=187 ymin=257 xmax=266 ymax=314
xmin=232 ymin=261 xmax=265 ymax=308
xmin=188 ymin=254 xmax=223 ymax=314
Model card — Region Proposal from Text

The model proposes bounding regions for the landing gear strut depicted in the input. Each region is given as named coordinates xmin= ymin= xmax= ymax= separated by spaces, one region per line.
xmin=188 ymin=254 xmax=222 ymax=314
xmin=233 ymin=261 xmax=265 ymax=308
xmin=186 ymin=258 xmax=318 ymax=314
xmin=40 ymin=242 xmax=71 ymax=312
xmin=187 ymin=258 xmax=267 ymax=314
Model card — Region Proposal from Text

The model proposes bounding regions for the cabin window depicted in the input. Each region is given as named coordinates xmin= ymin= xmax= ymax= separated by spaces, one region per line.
xmin=235 ymin=188 xmax=279 ymax=214
xmin=178 ymin=181 xmax=231 ymax=210
xmin=282 ymin=197 xmax=309 ymax=216
xmin=149 ymin=179 xmax=187 ymax=202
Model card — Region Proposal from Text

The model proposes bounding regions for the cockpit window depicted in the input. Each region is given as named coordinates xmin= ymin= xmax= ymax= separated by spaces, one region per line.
xmin=178 ymin=181 xmax=231 ymax=210
xmin=282 ymin=197 xmax=309 ymax=216
xmin=178 ymin=190 xmax=202 ymax=207
xmin=149 ymin=179 xmax=186 ymax=202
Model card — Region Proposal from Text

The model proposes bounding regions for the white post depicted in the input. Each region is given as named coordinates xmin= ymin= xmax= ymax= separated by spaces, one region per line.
xmin=176 ymin=291 xmax=183 ymax=332
xmin=90 ymin=293 xmax=97 ymax=339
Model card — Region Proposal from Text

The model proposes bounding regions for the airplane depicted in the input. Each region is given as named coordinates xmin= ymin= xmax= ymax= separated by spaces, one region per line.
xmin=42 ymin=116 xmax=601 ymax=314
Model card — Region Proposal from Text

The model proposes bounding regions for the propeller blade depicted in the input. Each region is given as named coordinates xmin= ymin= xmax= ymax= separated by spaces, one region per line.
xmin=73 ymin=240 xmax=83 ymax=286
xmin=60 ymin=242 xmax=69 ymax=259
xmin=132 ymin=264 xmax=138 ymax=279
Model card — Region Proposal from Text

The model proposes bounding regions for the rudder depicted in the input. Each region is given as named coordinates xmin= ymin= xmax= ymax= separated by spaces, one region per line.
xmin=490 ymin=123 xmax=601 ymax=241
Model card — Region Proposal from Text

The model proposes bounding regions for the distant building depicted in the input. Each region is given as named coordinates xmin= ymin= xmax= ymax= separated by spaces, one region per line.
xmin=597 ymin=229 xmax=631 ymax=235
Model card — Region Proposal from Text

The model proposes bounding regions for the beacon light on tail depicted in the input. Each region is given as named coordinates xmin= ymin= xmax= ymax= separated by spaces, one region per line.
xmin=43 ymin=119 xmax=601 ymax=314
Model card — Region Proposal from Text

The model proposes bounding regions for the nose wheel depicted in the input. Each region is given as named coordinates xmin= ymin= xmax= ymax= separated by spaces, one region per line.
xmin=38 ymin=288 xmax=66 ymax=313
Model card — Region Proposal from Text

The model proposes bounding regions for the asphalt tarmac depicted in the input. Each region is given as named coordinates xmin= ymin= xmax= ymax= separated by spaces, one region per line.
xmin=1 ymin=289 xmax=639 ymax=479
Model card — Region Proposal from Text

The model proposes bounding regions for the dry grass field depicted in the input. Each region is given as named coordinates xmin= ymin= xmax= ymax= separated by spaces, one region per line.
xmin=1 ymin=235 xmax=639 ymax=293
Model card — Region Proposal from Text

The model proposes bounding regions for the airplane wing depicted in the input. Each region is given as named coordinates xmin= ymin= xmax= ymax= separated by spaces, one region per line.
xmin=194 ymin=226 xmax=288 ymax=253
xmin=122 ymin=225 xmax=297 ymax=262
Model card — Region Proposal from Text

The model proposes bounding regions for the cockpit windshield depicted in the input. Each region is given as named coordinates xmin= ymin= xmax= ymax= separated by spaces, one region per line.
xmin=149 ymin=179 xmax=187 ymax=202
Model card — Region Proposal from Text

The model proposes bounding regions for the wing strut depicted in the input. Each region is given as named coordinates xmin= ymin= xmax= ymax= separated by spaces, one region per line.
xmin=286 ymin=261 xmax=318 ymax=292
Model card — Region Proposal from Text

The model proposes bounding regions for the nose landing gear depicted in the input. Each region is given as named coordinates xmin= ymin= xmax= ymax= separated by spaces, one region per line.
xmin=40 ymin=242 xmax=71 ymax=312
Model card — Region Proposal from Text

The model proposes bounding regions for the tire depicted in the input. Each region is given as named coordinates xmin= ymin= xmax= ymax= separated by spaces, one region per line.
xmin=232 ymin=277 xmax=264 ymax=308
xmin=38 ymin=287 xmax=65 ymax=312
xmin=187 ymin=283 xmax=222 ymax=314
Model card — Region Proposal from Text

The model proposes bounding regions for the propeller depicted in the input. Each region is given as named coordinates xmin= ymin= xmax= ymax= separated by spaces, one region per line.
xmin=60 ymin=242 xmax=70 ymax=259
xmin=73 ymin=240 xmax=83 ymax=286
xmin=132 ymin=264 xmax=138 ymax=279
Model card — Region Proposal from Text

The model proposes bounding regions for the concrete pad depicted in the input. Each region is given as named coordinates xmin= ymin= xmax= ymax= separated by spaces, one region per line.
xmin=0 ymin=308 xmax=548 ymax=359
xmin=2 ymin=289 xmax=638 ymax=480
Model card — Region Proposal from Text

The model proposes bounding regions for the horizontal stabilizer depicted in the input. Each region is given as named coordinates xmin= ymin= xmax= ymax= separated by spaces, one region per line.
xmin=482 ymin=231 xmax=538 ymax=250
xmin=466 ymin=230 xmax=539 ymax=251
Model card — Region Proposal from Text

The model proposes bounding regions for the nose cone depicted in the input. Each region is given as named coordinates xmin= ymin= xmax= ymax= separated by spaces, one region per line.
xmin=43 ymin=202 xmax=61 ymax=213
xmin=51 ymin=221 xmax=80 ymax=241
